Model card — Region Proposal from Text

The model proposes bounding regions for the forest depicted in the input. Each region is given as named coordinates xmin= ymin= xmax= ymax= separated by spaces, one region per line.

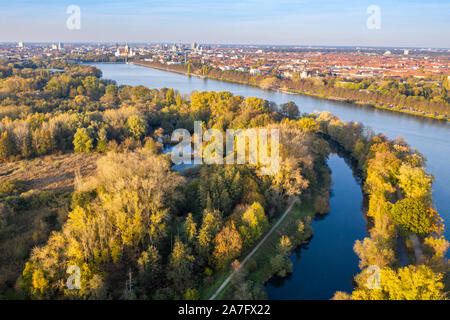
xmin=0 ymin=58 xmax=448 ymax=300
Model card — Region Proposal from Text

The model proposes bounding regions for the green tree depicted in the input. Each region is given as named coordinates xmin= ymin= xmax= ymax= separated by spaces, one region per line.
xmin=197 ymin=210 xmax=223 ymax=259
xmin=82 ymin=76 xmax=102 ymax=100
xmin=0 ymin=131 xmax=14 ymax=160
xmin=184 ymin=213 xmax=197 ymax=243
xmin=166 ymin=88 xmax=175 ymax=105
xmin=137 ymin=245 xmax=161 ymax=284
xmin=126 ymin=115 xmax=147 ymax=140
xmin=167 ymin=240 xmax=195 ymax=293
xmin=390 ymin=197 xmax=441 ymax=236
xmin=73 ymin=128 xmax=94 ymax=153
xmin=185 ymin=288 xmax=199 ymax=300
xmin=239 ymin=202 xmax=268 ymax=247
xmin=270 ymin=253 xmax=292 ymax=277
xmin=280 ymin=101 xmax=300 ymax=119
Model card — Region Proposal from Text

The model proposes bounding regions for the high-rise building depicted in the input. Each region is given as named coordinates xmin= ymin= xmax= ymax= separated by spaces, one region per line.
xmin=18 ymin=42 xmax=24 ymax=48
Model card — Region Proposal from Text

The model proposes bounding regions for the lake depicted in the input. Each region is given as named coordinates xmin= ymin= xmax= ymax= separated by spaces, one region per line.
xmin=90 ymin=62 xmax=450 ymax=299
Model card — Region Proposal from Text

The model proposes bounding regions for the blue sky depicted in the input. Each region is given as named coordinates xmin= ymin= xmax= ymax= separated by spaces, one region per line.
xmin=0 ymin=0 xmax=449 ymax=47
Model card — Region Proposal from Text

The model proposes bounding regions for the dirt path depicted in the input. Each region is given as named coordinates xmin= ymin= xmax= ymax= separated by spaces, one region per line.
xmin=209 ymin=199 xmax=298 ymax=300
xmin=409 ymin=234 xmax=424 ymax=264
xmin=396 ymin=236 xmax=410 ymax=267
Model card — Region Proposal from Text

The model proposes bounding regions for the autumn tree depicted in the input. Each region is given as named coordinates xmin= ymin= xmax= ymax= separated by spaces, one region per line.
xmin=22 ymin=149 xmax=185 ymax=299
xmin=397 ymin=163 xmax=432 ymax=199
xmin=166 ymin=88 xmax=175 ymax=105
xmin=353 ymin=236 xmax=396 ymax=269
xmin=297 ymin=118 xmax=319 ymax=133
xmin=202 ymin=65 xmax=208 ymax=77
xmin=176 ymin=93 xmax=182 ymax=107
xmin=390 ymin=198 xmax=441 ymax=236
xmin=184 ymin=213 xmax=197 ymax=243
xmin=239 ymin=202 xmax=268 ymax=247
xmin=213 ymin=222 xmax=242 ymax=269
xmin=352 ymin=265 xmax=445 ymax=300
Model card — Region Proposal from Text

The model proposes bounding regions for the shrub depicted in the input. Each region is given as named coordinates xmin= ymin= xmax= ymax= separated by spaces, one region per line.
xmin=0 ymin=179 xmax=26 ymax=195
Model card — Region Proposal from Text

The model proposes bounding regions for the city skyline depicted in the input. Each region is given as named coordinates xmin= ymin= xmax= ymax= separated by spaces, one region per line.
xmin=0 ymin=0 xmax=449 ymax=48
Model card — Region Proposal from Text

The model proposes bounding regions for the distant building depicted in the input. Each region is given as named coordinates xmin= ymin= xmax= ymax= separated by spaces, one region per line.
xmin=404 ymin=49 xmax=409 ymax=55
xmin=219 ymin=66 xmax=234 ymax=71
xmin=115 ymin=43 xmax=135 ymax=57
xmin=18 ymin=42 xmax=24 ymax=48
xmin=300 ymin=70 xmax=312 ymax=79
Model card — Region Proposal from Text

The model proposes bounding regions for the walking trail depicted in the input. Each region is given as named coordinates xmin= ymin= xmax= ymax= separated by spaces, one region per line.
xmin=209 ymin=199 xmax=298 ymax=300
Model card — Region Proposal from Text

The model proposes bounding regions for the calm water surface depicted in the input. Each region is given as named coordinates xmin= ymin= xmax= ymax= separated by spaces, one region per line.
xmin=91 ymin=63 xmax=450 ymax=298
xmin=266 ymin=155 xmax=365 ymax=299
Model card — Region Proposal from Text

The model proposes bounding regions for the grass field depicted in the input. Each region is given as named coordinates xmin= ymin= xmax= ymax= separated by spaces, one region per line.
xmin=0 ymin=152 xmax=98 ymax=298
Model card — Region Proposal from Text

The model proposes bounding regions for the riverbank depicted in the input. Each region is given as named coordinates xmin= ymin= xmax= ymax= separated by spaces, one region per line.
xmin=208 ymin=199 xmax=316 ymax=300
xmin=133 ymin=61 xmax=449 ymax=122
xmin=320 ymin=133 xmax=417 ymax=268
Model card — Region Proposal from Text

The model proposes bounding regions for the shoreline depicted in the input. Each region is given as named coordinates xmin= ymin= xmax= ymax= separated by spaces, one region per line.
xmin=132 ymin=61 xmax=449 ymax=123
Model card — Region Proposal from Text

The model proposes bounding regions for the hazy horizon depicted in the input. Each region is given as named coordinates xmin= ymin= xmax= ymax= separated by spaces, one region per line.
xmin=1 ymin=0 xmax=449 ymax=48
xmin=3 ymin=41 xmax=450 ymax=50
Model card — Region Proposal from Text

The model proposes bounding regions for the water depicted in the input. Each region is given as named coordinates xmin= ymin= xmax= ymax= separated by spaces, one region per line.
xmin=266 ymin=155 xmax=365 ymax=299
xmin=90 ymin=62 xmax=450 ymax=298
xmin=162 ymin=143 xmax=194 ymax=172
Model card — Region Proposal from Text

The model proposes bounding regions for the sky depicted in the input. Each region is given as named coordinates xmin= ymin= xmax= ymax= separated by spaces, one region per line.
xmin=0 ymin=0 xmax=449 ymax=48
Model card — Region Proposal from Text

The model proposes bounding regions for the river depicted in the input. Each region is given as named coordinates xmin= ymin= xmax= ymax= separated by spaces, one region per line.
xmin=90 ymin=62 xmax=450 ymax=299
